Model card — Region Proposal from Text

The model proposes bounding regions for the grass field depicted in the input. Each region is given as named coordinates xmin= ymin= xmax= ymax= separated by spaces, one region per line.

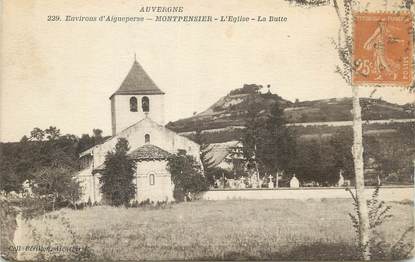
xmin=16 ymin=199 xmax=414 ymax=261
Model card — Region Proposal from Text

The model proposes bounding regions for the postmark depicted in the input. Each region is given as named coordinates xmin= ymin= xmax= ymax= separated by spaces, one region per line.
xmin=352 ymin=12 xmax=413 ymax=86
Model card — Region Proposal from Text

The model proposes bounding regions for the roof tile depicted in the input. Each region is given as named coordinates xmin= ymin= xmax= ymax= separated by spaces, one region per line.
xmin=129 ymin=144 xmax=171 ymax=160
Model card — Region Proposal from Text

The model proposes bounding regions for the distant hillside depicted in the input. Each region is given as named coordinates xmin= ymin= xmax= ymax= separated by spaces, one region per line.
xmin=288 ymin=97 xmax=414 ymax=123
xmin=167 ymin=84 xmax=292 ymax=133
xmin=166 ymin=84 xmax=414 ymax=135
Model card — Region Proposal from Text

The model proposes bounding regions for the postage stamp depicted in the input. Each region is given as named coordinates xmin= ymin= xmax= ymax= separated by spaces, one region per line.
xmin=352 ymin=12 xmax=413 ymax=86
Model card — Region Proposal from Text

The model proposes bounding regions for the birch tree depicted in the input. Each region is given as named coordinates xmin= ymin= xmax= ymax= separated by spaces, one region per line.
xmin=287 ymin=0 xmax=414 ymax=259
xmin=285 ymin=0 xmax=369 ymax=259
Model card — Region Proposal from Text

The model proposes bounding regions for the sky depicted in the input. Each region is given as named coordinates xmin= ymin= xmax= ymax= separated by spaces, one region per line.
xmin=1 ymin=0 xmax=414 ymax=142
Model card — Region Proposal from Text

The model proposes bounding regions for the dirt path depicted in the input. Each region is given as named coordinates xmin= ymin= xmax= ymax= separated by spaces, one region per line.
xmin=13 ymin=214 xmax=35 ymax=261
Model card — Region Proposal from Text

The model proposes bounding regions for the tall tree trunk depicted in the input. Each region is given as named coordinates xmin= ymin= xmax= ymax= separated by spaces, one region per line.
xmin=352 ymin=85 xmax=371 ymax=260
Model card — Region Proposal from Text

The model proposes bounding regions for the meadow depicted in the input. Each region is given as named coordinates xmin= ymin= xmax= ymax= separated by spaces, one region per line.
xmin=16 ymin=199 xmax=414 ymax=261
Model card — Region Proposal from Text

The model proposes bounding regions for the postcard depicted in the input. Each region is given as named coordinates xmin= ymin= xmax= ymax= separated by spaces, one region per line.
xmin=1 ymin=0 xmax=414 ymax=261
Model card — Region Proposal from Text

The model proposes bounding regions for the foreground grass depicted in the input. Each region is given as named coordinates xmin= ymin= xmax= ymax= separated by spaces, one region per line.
xmin=18 ymin=199 xmax=413 ymax=260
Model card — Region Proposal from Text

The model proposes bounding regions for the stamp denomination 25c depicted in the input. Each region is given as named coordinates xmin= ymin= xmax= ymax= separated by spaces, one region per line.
xmin=353 ymin=12 xmax=413 ymax=86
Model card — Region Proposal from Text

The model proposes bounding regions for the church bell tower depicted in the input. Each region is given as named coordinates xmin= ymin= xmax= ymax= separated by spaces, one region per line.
xmin=110 ymin=58 xmax=165 ymax=135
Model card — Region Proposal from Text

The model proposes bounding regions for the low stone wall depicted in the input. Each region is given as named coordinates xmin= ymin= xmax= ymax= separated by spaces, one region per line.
xmin=201 ymin=186 xmax=414 ymax=202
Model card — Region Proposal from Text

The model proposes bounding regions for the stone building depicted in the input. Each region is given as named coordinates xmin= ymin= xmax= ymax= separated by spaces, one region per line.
xmin=77 ymin=59 xmax=200 ymax=203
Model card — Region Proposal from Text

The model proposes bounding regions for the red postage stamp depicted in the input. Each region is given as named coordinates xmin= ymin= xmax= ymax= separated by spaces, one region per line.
xmin=352 ymin=12 xmax=413 ymax=86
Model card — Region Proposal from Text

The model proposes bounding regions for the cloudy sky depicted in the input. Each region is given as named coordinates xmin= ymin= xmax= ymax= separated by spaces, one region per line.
xmin=1 ymin=0 xmax=413 ymax=142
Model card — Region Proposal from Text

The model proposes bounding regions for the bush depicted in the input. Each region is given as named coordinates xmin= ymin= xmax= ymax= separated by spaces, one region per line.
xmin=0 ymin=196 xmax=18 ymax=261
xmin=347 ymin=186 xmax=395 ymax=259
xmin=129 ymin=199 xmax=171 ymax=210
xmin=167 ymin=150 xmax=208 ymax=202
xmin=229 ymin=84 xmax=261 ymax=96
xmin=205 ymin=167 xmax=233 ymax=187
xmin=99 ymin=138 xmax=136 ymax=206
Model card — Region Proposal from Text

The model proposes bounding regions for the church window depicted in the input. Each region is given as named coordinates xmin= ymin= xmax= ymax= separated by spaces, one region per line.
xmin=142 ymin=96 xmax=149 ymax=112
xmin=149 ymin=174 xmax=155 ymax=185
xmin=130 ymin=97 xmax=138 ymax=112
xmin=145 ymin=134 xmax=150 ymax=143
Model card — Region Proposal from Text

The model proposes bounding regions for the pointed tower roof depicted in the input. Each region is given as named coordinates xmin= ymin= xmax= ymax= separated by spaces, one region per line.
xmin=110 ymin=59 xmax=165 ymax=98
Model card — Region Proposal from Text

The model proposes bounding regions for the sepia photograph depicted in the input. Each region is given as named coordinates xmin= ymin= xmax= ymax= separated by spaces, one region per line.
xmin=1 ymin=0 xmax=414 ymax=261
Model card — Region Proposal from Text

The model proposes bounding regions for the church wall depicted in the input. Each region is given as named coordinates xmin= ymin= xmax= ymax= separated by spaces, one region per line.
xmin=112 ymin=94 xmax=165 ymax=135
xmin=135 ymin=160 xmax=173 ymax=202
xmin=77 ymin=167 xmax=102 ymax=203
xmin=91 ymin=118 xmax=200 ymax=170
xmin=77 ymin=160 xmax=173 ymax=204
xmin=111 ymin=98 xmax=116 ymax=136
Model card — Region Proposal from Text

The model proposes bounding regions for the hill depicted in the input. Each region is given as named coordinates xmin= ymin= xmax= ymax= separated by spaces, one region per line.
xmin=167 ymin=85 xmax=292 ymax=133
xmin=166 ymin=85 xmax=414 ymax=185
xmin=166 ymin=84 xmax=414 ymax=139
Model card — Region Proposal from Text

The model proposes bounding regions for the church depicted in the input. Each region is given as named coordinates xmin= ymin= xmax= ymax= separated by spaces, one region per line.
xmin=77 ymin=59 xmax=201 ymax=203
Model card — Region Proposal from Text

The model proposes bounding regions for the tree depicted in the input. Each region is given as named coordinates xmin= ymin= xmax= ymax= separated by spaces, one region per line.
xmin=284 ymin=0 xmax=381 ymax=258
xmin=2 ymin=126 xmax=103 ymax=194
xmin=241 ymin=95 xmax=264 ymax=162
xmin=45 ymin=126 xmax=61 ymax=141
xmin=260 ymin=100 xmax=297 ymax=174
xmin=20 ymin=135 xmax=29 ymax=143
xmin=330 ymin=129 xmax=354 ymax=180
xmin=285 ymin=0 xmax=415 ymax=258
xmin=77 ymin=129 xmax=106 ymax=153
xmin=30 ymin=127 xmax=45 ymax=141
xmin=78 ymin=134 xmax=94 ymax=153
xmin=241 ymin=96 xmax=297 ymax=178
xmin=32 ymin=166 xmax=81 ymax=210
xmin=92 ymin=129 xmax=104 ymax=143
xmin=167 ymin=150 xmax=208 ymax=201
xmin=28 ymin=132 xmax=81 ymax=210
xmin=99 ymin=138 xmax=136 ymax=206
xmin=365 ymin=124 xmax=415 ymax=184
xmin=295 ymin=140 xmax=330 ymax=185
xmin=194 ymin=125 xmax=215 ymax=184
xmin=206 ymin=167 xmax=233 ymax=182
xmin=0 ymin=164 xmax=22 ymax=192
xmin=1 ymin=128 xmax=80 ymax=193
